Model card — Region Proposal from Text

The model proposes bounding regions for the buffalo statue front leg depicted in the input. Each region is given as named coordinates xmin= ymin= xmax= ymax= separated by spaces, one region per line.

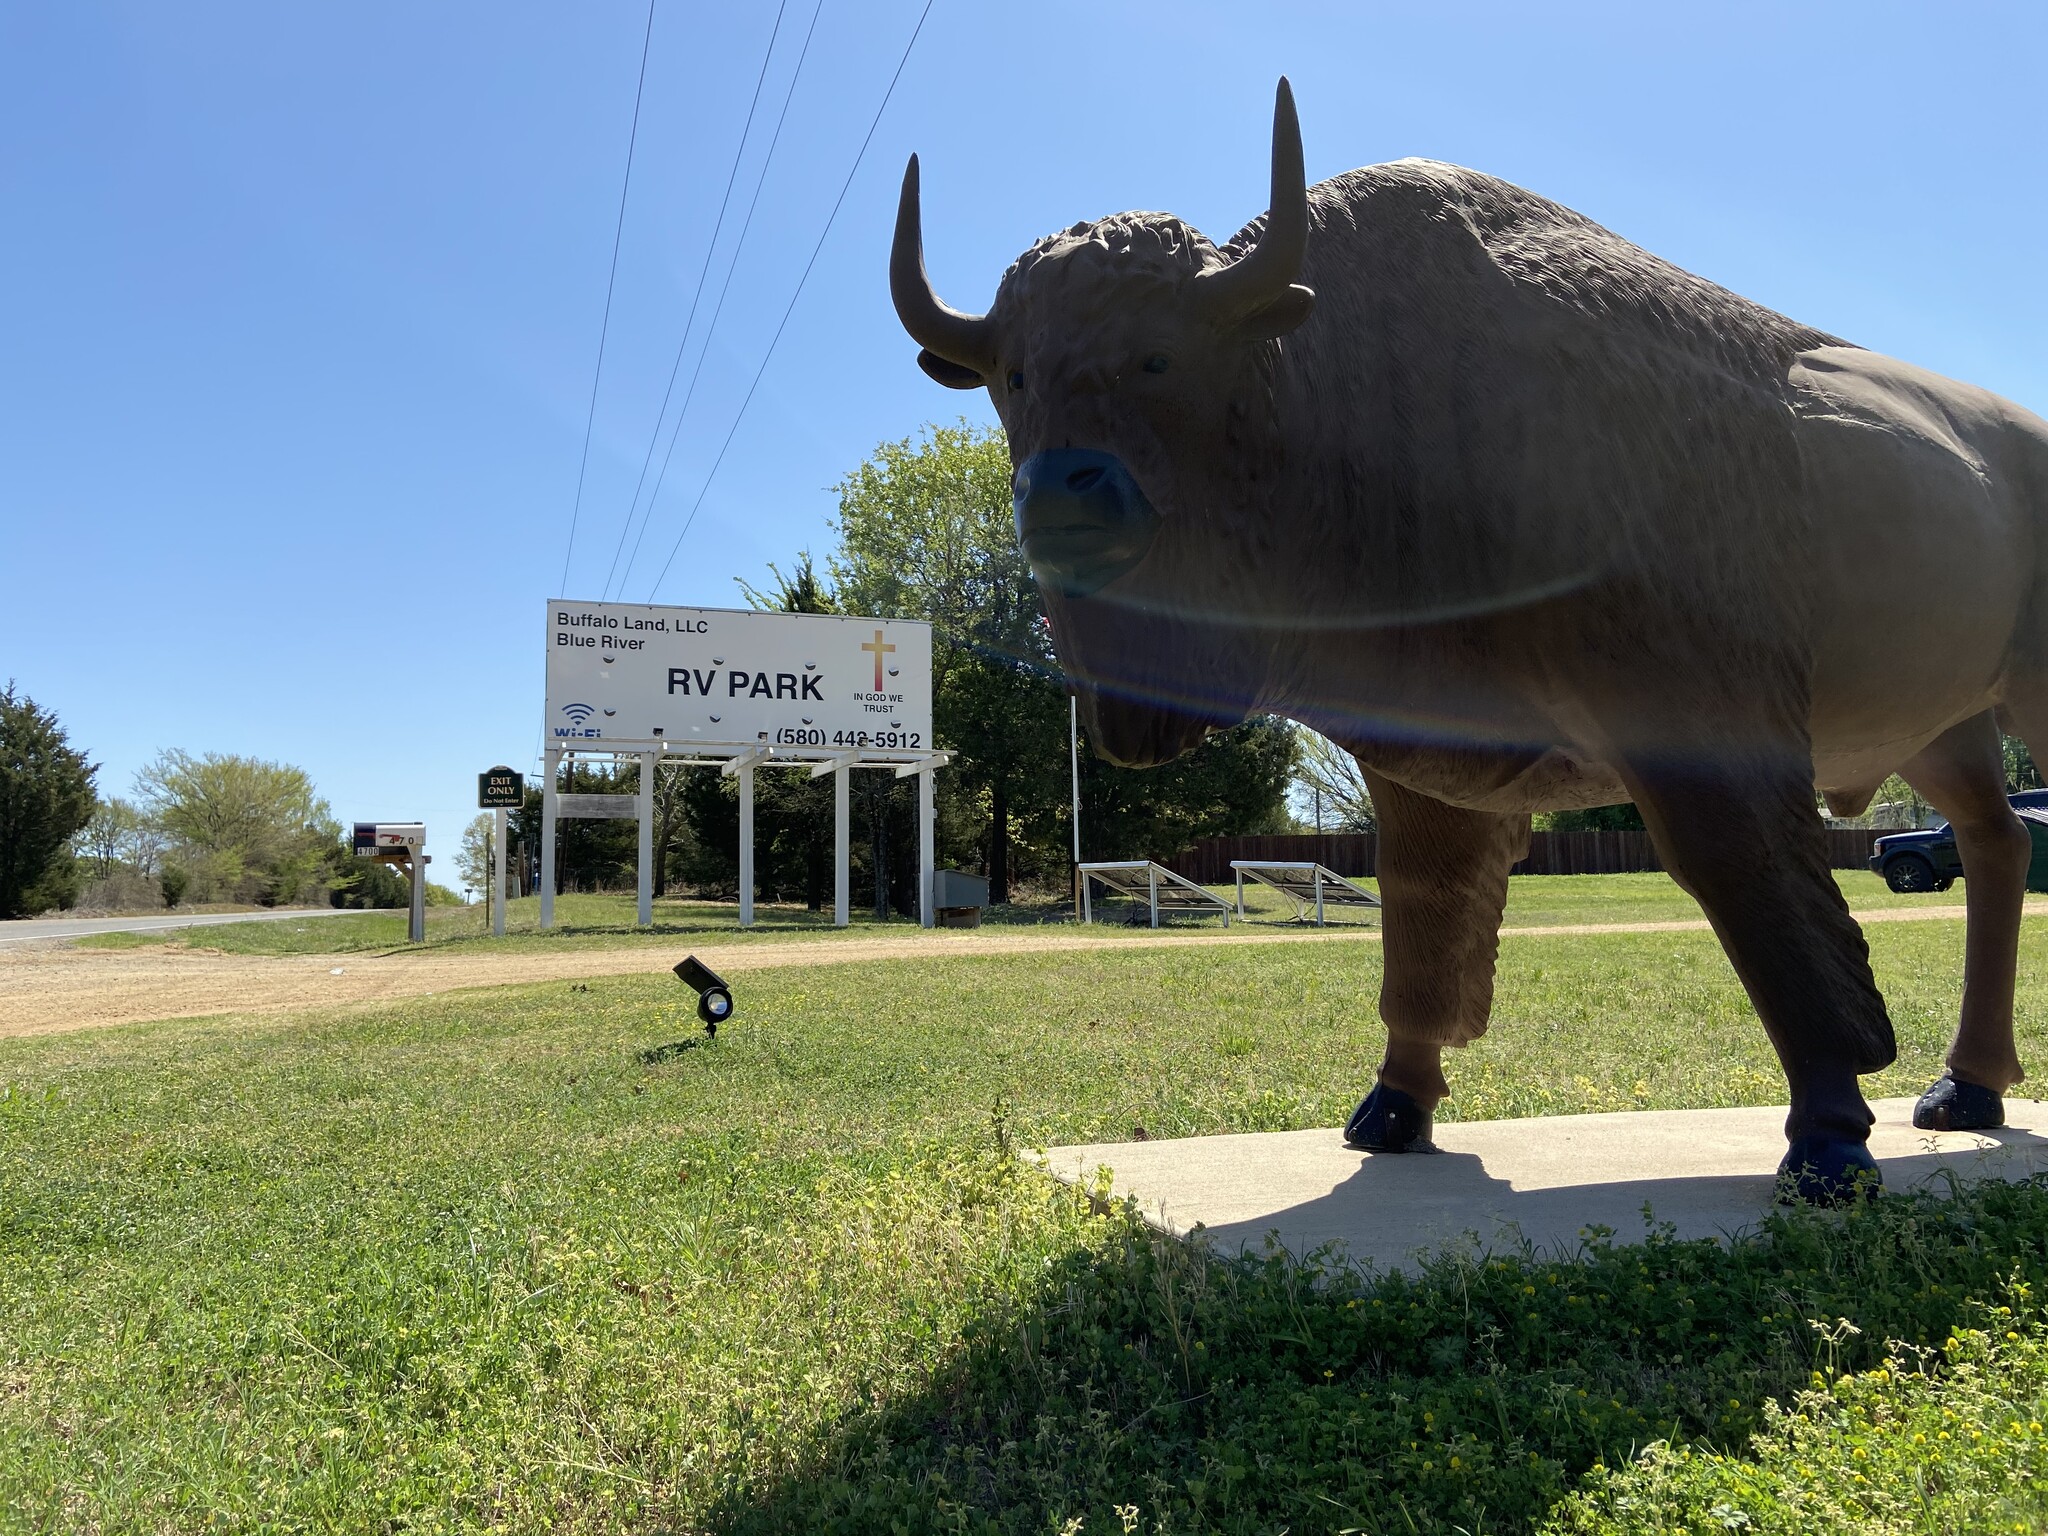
xmin=1621 ymin=742 xmax=1898 ymax=1204
xmin=1345 ymin=770 xmax=1530 ymax=1153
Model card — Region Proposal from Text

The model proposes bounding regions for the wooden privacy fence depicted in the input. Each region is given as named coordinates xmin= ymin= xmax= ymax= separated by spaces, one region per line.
xmin=1165 ymin=828 xmax=1884 ymax=885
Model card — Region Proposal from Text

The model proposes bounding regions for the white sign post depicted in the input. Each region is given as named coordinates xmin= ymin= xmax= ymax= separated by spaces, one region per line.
xmin=493 ymin=811 xmax=507 ymax=936
xmin=477 ymin=767 xmax=522 ymax=939
xmin=538 ymin=601 xmax=944 ymax=931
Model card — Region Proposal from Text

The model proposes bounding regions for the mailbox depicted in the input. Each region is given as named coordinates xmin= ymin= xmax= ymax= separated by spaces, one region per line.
xmin=353 ymin=822 xmax=426 ymax=856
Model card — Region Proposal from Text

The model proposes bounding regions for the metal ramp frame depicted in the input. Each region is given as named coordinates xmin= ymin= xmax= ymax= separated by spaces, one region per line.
xmin=1078 ymin=861 xmax=1232 ymax=928
xmin=1230 ymin=860 xmax=1381 ymax=927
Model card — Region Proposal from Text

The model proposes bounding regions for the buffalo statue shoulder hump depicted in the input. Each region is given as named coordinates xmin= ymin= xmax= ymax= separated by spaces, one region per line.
xmin=891 ymin=78 xmax=2048 ymax=1201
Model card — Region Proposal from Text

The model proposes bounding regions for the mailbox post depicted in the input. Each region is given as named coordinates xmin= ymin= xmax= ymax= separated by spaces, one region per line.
xmin=477 ymin=766 xmax=523 ymax=938
xmin=354 ymin=822 xmax=427 ymax=942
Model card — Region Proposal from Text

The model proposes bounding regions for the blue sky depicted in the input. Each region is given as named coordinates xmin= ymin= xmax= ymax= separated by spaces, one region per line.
xmin=4 ymin=2 xmax=2045 ymax=850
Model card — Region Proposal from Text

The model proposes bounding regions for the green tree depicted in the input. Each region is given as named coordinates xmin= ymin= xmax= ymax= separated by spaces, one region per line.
xmin=826 ymin=423 xmax=1071 ymax=901
xmin=510 ymin=764 xmax=641 ymax=897
xmin=829 ymin=422 xmax=1041 ymax=673
xmin=649 ymin=759 xmax=701 ymax=899
xmin=1536 ymin=804 xmax=1647 ymax=832
xmin=673 ymin=765 xmax=851 ymax=910
xmin=1079 ymin=716 xmax=1300 ymax=858
xmin=736 ymin=550 xmax=840 ymax=616
xmin=76 ymin=796 xmax=143 ymax=879
xmin=0 ymin=683 xmax=98 ymax=917
xmin=937 ymin=654 xmax=1069 ymax=901
xmin=832 ymin=423 xmax=1298 ymax=894
xmin=2005 ymin=734 xmax=2042 ymax=792
xmin=135 ymin=750 xmax=340 ymax=905
xmin=1293 ymin=730 xmax=1376 ymax=832
xmin=456 ymin=814 xmax=493 ymax=896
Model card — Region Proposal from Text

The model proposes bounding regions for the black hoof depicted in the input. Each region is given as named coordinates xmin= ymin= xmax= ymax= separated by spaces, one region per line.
xmin=1913 ymin=1073 xmax=2005 ymax=1132
xmin=1777 ymin=1135 xmax=1881 ymax=1206
xmin=1344 ymin=1082 xmax=1437 ymax=1153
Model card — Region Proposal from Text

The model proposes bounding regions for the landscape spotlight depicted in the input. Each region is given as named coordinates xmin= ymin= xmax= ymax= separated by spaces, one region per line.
xmin=673 ymin=955 xmax=733 ymax=1033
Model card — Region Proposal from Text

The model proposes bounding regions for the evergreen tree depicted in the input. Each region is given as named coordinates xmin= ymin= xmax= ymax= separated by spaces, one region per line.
xmin=0 ymin=682 xmax=99 ymax=917
xmin=1079 ymin=716 xmax=1300 ymax=857
xmin=509 ymin=762 xmax=640 ymax=896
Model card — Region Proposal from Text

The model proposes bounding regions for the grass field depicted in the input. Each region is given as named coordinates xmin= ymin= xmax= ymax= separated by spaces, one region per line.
xmin=7 ymin=904 xmax=2048 ymax=1533
xmin=71 ymin=870 xmax=1969 ymax=959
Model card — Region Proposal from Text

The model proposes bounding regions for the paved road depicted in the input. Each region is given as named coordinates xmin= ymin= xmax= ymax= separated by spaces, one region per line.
xmin=0 ymin=908 xmax=358 ymax=947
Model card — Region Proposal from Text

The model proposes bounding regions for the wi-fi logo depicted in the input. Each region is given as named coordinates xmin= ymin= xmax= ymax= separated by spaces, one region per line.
xmin=560 ymin=702 xmax=596 ymax=726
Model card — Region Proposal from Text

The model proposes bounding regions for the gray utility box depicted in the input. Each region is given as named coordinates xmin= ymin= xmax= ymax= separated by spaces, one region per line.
xmin=933 ymin=869 xmax=990 ymax=928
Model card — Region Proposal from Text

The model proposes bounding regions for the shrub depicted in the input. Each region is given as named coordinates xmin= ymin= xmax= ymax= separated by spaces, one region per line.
xmin=80 ymin=870 xmax=165 ymax=913
xmin=1547 ymin=1296 xmax=2048 ymax=1534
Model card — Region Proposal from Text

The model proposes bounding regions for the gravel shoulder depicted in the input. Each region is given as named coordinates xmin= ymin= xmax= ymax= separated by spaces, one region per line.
xmin=0 ymin=902 xmax=2022 ymax=1041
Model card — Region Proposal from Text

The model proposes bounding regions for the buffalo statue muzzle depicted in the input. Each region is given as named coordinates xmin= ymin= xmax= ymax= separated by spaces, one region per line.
xmin=1012 ymin=449 xmax=1159 ymax=598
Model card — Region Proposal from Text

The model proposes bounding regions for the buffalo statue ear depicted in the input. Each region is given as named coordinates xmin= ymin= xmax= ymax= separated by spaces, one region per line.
xmin=1232 ymin=283 xmax=1316 ymax=343
xmin=917 ymin=349 xmax=986 ymax=390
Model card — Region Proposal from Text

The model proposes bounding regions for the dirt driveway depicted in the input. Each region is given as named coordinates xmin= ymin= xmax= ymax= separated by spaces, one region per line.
xmin=0 ymin=904 xmax=2010 ymax=1042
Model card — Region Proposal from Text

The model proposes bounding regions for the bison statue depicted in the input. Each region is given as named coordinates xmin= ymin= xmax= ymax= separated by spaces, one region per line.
xmin=890 ymin=80 xmax=2048 ymax=1202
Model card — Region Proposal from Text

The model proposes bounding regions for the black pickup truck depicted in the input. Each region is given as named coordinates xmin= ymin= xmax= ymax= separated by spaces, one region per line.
xmin=1868 ymin=790 xmax=2048 ymax=893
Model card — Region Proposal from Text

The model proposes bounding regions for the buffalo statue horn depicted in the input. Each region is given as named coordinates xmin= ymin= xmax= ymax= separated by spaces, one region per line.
xmin=890 ymin=154 xmax=994 ymax=374
xmin=1193 ymin=77 xmax=1312 ymax=324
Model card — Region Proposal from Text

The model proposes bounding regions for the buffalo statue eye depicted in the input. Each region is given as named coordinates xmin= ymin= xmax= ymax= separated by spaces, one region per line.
xmin=1142 ymin=353 xmax=1171 ymax=375
xmin=1007 ymin=370 xmax=1025 ymax=391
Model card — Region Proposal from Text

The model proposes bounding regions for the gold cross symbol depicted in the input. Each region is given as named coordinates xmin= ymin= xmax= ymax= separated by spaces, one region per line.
xmin=861 ymin=629 xmax=896 ymax=691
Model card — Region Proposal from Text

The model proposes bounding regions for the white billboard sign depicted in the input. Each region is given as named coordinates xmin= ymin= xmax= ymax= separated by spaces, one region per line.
xmin=544 ymin=600 xmax=934 ymax=752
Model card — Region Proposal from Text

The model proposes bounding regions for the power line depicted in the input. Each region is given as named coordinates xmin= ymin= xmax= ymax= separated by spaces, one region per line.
xmin=609 ymin=0 xmax=826 ymax=599
xmin=596 ymin=0 xmax=795 ymax=601
xmin=645 ymin=0 xmax=936 ymax=601
xmin=535 ymin=0 xmax=658 ymax=788
xmin=556 ymin=0 xmax=658 ymax=597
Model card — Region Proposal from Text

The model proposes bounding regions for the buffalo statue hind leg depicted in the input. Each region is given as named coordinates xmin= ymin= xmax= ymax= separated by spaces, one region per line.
xmin=1622 ymin=743 xmax=1897 ymax=1204
xmin=1902 ymin=709 xmax=2033 ymax=1130
xmin=1345 ymin=770 xmax=1530 ymax=1155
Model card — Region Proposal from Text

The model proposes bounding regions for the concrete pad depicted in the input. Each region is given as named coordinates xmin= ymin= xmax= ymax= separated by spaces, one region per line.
xmin=1039 ymin=1097 xmax=2048 ymax=1273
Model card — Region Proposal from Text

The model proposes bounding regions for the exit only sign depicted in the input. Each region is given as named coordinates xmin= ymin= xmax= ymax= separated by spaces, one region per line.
xmin=477 ymin=766 xmax=523 ymax=810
